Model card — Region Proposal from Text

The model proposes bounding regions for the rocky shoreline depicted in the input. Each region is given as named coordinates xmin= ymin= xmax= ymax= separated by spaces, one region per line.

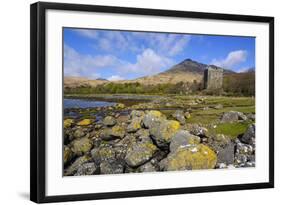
xmin=64 ymin=98 xmax=255 ymax=176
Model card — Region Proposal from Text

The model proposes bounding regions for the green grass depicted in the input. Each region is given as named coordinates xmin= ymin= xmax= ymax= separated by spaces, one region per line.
xmin=209 ymin=122 xmax=251 ymax=139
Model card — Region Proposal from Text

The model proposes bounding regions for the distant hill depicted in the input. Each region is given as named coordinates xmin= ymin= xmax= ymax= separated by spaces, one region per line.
xmin=64 ymin=76 xmax=107 ymax=88
xmin=223 ymin=69 xmax=255 ymax=96
xmin=64 ymin=58 xmax=236 ymax=87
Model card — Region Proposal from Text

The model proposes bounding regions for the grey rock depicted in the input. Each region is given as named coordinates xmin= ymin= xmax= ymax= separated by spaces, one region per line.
xmin=100 ymin=161 xmax=124 ymax=174
xmin=149 ymin=120 xmax=180 ymax=148
xmin=138 ymin=162 xmax=157 ymax=172
xmin=142 ymin=110 xmax=165 ymax=129
xmin=221 ymin=111 xmax=238 ymax=122
xmin=91 ymin=146 xmax=116 ymax=164
xmin=73 ymin=127 xmax=85 ymax=138
xmin=64 ymin=155 xmax=91 ymax=176
xmin=74 ymin=162 xmax=97 ymax=176
xmin=113 ymin=145 xmax=127 ymax=160
xmin=169 ymin=130 xmax=200 ymax=153
xmin=247 ymin=113 xmax=255 ymax=121
xmin=240 ymin=124 xmax=255 ymax=146
xmin=235 ymin=154 xmax=248 ymax=165
xmin=130 ymin=110 xmax=145 ymax=119
xmin=103 ymin=116 xmax=117 ymax=126
xmin=172 ymin=110 xmax=186 ymax=124
xmin=125 ymin=141 xmax=157 ymax=167
xmin=216 ymin=142 xmax=235 ymax=165
xmin=70 ymin=137 xmax=93 ymax=156
xmin=100 ymin=126 xmax=125 ymax=141
xmin=127 ymin=117 xmax=142 ymax=133
xmin=221 ymin=111 xmax=247 ymax=123
xmin=236 ymin=141 xmax=254 ymax=155
xmin=189 ymin=124 xmax=208 ymax=137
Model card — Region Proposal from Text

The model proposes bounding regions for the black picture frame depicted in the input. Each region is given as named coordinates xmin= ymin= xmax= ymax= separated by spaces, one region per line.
xmin=30 ymin=1 xmax=274 ymax=203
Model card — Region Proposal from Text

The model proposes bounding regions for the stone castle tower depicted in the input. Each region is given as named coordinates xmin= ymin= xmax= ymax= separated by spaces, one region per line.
xmin=204 ymin=66 xmax=223 ymax=90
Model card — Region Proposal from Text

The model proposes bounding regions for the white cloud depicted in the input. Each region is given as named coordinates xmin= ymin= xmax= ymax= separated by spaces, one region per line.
xmin=211 ymin=50 xmax=247 ymax=69
xmin=123 ymin=48 xmax=174 ymax=76
xmin=76 ymin=29 xmax=191 ymax=57
xmin=168 ymin=35 xmax=191 ymax=56
xmin=64 ymin=45 xmax=173 ymax=80
xmin=132 ymin=33 xmax=191 ymax=56
xmin=75 ymin=29 xmax=99 ymax=39
xmin=107 ymin=75 xmax=124 ymax=81
xmin=64 ymin=44 xmax=122 ymax=78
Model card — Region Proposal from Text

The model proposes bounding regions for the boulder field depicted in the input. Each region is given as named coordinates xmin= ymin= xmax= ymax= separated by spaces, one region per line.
xmin=63 ymin=108 xmax=255 ymax=176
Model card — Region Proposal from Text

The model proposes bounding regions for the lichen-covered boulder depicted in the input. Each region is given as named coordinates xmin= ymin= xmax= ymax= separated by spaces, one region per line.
xmin=172 ymin=110 xmax=186 ymax=125
xmin=150 ymin=120 xmax=181 ymax=148
xmin=64 ymin=155 xmax=91 ymax=176
xmin=70 ymin=137 xmax=93 ymax=156
xmin=103 ymin=116 xmax=117 ymax=127
xmin=73 ymin=127 xmax=85 ymax=138
xmin=135 ymin=129 xmax=151 ymax=142
xmin=169 ymin=130 xmax=200 ymax=153
xmin=127 ymin=117 xmax=142 ymax=133
xmin=91 ymin=146 xmax=116 ymax=164
xmin=64 ymin=146 xmax=73 ymax=165
xmin=64 ymin=119 xmax=74 ymax=128
xmin=125 ymin=141 xmax=158 ymax=167
xmin=74 ymin=162 xmax=97 ymax=176
xmin=163 ymin=144 xmax=217 ymax=171
xmin=100 ymin=160 xmax=124 ymax=174
xmin=130 ymin=110 xmax=145 ymax=119
xmin=77 ymin=119 xmax=92 ymax=126
xmin=142 ymin=110 xmax=166 ymax=129
xmin=100 ymin=125 xmax=125 ymax=140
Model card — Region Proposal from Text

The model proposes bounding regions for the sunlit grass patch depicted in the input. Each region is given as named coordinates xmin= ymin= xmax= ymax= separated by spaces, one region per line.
xmin=209 ymin=122 xmax=252 ymax=139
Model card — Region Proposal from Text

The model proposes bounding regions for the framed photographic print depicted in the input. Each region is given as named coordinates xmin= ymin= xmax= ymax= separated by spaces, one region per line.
xmin=30 ymin=2 xmax=274 ymax=203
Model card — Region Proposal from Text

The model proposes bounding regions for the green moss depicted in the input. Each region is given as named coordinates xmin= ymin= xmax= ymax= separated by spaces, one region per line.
xmin=209 ymin=122 xmax=251 ymax=139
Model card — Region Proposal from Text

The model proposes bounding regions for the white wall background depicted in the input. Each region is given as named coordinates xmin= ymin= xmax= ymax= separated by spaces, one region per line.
xmin=0 ymin=0 xmax=279 ymax=204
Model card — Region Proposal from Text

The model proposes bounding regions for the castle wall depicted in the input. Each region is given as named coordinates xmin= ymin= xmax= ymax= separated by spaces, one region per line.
xmin=204 ymin=67 xmax=223 ymax=90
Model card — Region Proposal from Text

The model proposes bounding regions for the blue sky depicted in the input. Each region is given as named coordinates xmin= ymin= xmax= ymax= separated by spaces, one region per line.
xmin=64 ymin=28 xmax=255 ymax=81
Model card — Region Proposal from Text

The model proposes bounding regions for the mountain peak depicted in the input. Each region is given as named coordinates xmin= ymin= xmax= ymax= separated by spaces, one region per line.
xmin=164 ymin=58 xmax=206 ymax=74
xmin=183 ymin=58 xmax=193 ymax=62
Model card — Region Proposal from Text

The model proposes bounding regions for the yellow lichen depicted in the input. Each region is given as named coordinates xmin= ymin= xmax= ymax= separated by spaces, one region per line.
xmin=111 ymin=125 xmax=125 ymax=136
xmin=77 ymin=119 xmax=92 ymax=126
xmin=64 ymin=119 xmax=74 ymax=128
xmin=162 ymin=120 xmax=181 ymax=141
xmin=148 ymin=110 xmax=163 ymax=118
xmin=167 ymin=144 xmax=217 ymax=171
xmin=71 ymin=137 xmax=92 ymax=155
